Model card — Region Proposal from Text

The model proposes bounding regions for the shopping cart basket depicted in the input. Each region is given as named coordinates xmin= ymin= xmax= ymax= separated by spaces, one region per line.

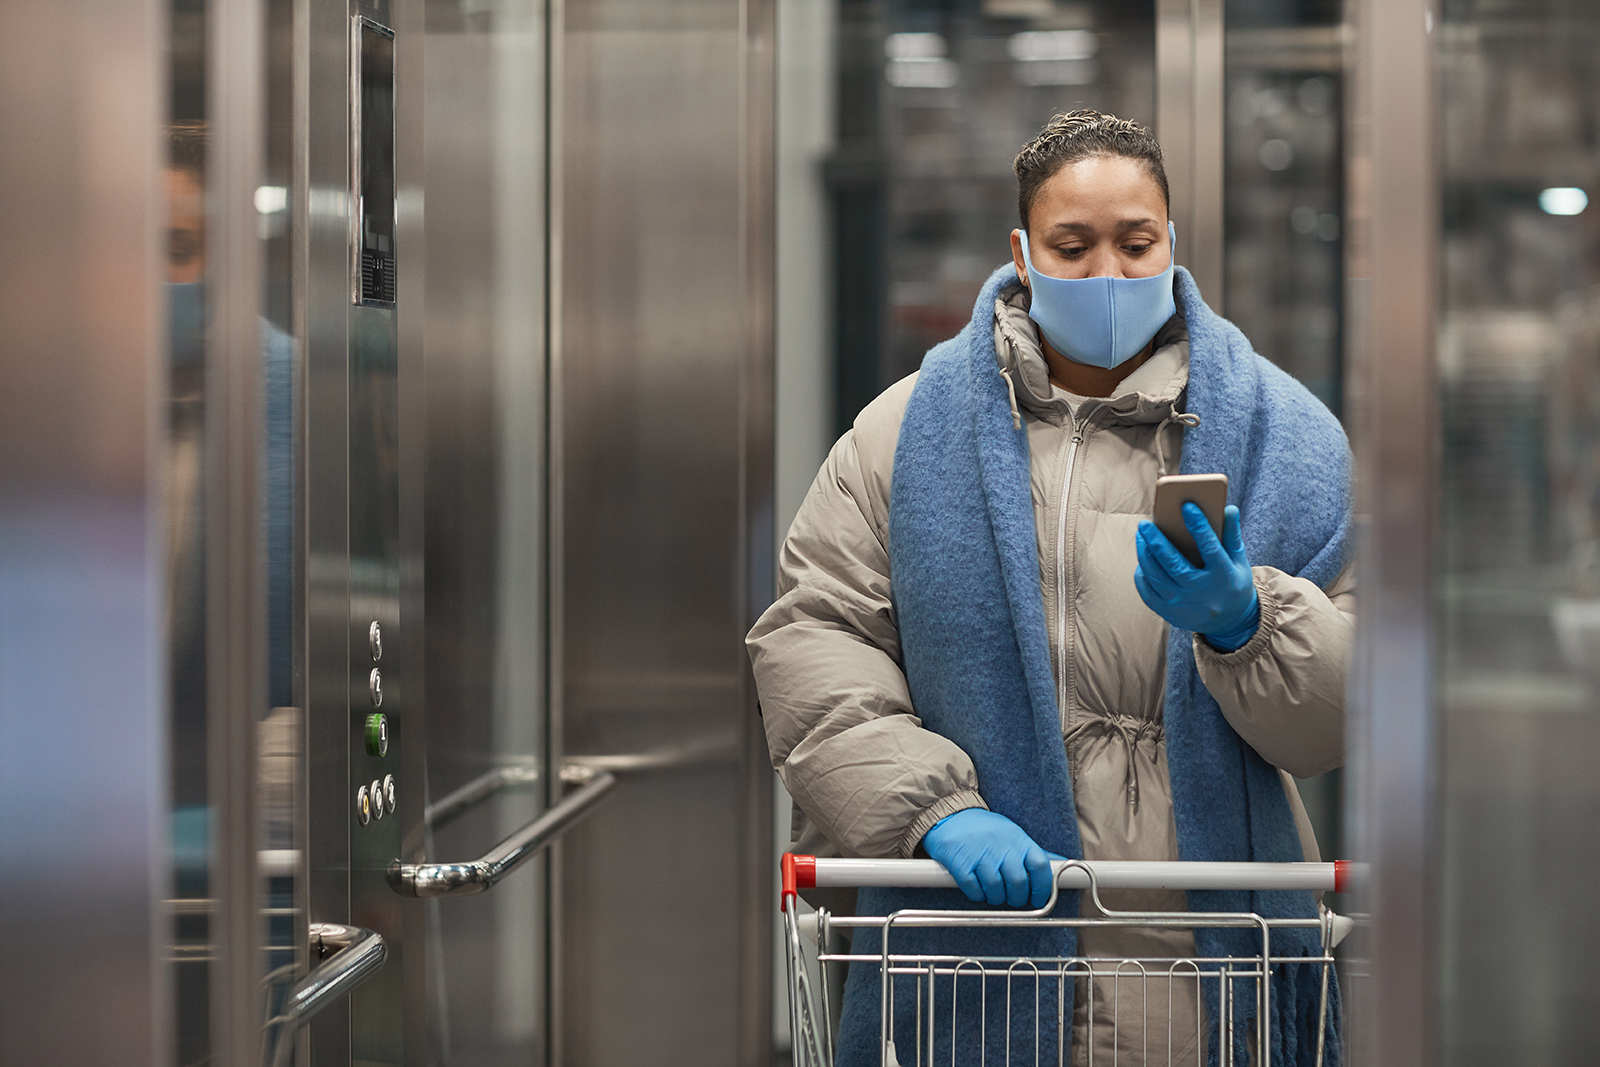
xmin=780 ymin=853 xmax=1359 ymax=1067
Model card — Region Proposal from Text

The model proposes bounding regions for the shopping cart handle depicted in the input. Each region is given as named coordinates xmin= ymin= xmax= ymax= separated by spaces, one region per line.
xmin=781 ymin=853 xmax=1364 ymax=907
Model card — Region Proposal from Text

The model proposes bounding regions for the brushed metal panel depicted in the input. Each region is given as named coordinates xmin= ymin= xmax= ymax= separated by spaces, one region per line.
xmin=1156 ymin=0 xmax=1225 ymax=304
xmin=347 ymin=298 xmax=406 ymax=1067
xmin=305 ymin=0 xmax=355 ymax=1064
xmin=555 ymin=0 xmax=775 ymax=1062
xmin=305 ymin=4 xmax=425 ymax=1064
xmin=344 ymin=6 xmax=406 ymax=1066
xmin=0 ymin=0 xmax=168 ymax=1064
xmin=393 ymin=2 xmax=431 ymax=1065
xmin=740 ymin=1 xmax=778 ymax=1062
xmin=209 ymin=0 xmax=270 ymax=1062
xmin=416 ymin=3 xmax=550 ymax=1063
xmin=1342 ymin=1 xmax=1437 ymax=1066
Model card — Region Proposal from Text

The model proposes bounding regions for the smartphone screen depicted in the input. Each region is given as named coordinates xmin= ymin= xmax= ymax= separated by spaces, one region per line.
xmin=1152 ymin=474 xmax=1229 ymax=566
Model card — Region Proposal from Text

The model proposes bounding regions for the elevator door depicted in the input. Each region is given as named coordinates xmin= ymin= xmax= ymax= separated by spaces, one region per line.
xmin=290 ymin=1 xmax=776 ymax=1065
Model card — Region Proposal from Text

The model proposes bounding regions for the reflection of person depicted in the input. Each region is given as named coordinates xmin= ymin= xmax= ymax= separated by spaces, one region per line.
xmin=750 ymin=111 xmax=1352 ymax=1065
xmin=164 ymin=121 xmax=297 ymax=725
xmin=167 ymin=124 xmax=206 ymax=285
xmin=166 ymin=121 xmax=209 ymax=821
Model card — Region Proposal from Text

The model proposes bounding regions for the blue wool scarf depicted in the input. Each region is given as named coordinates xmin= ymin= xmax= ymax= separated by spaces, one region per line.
xmin=833 ymin=264 xmax=1349 ymax=1067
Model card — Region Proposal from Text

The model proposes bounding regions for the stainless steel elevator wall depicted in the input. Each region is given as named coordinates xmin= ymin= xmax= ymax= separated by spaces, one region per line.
xmin=418 ymin=3 xmax=551 ymax=1063
xmin=554 ymin=1 xmax=775 ymax=1063
xmin=0 ymin=1 xmax=168 ymax=1063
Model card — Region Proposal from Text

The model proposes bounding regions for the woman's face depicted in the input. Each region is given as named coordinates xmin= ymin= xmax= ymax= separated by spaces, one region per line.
xmin=1009 ymin=154 xmax=1171 ymax=283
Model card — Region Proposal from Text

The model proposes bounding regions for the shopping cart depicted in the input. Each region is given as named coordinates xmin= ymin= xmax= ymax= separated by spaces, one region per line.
xmin=780 ymin=853 xmax=1359 ymax=1067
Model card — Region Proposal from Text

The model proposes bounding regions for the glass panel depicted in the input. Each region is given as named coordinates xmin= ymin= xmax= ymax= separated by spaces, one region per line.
xmin=832 ymin=0 xmax=1157 ymax=431
xmin=1437 ymin=1 xmax=1600 ymax=1061
xmin=419 ymin=1 xmax=549 ymax=1062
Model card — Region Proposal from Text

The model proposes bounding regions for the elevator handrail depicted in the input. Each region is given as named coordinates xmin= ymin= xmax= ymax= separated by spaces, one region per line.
xmin=263 ymin=923 xmax=387 ymax=1067
xmin=391 ymin=769 xmax=617 ymax=897
xmin=423 ymin=731 xmax=738 ymax=831
xmin=423 ymin=762 xmax=541 ymax=830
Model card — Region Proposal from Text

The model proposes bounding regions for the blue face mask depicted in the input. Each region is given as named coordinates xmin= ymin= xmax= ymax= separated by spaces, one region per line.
xmin=169 ymin=281 xmax=205 ymax=369
xmin=1018 ymin=222 xmax=1178 ymax=369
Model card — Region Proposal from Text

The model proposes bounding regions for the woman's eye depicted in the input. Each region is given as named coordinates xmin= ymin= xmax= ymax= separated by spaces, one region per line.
xmin=1059 ymin=246 xmax=1086 ymax=257
xmin=1123 ymin=243 xmax=1152 ymax=254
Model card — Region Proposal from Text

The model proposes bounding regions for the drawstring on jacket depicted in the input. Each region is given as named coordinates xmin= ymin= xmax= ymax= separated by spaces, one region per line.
xmin=1064 ymin=714 xmax=1164 ymax=812
xmin=1154 ymin=406 xmax=1201 ymax=477
xmin=999 ymin=368 xmax=1022 ymax=430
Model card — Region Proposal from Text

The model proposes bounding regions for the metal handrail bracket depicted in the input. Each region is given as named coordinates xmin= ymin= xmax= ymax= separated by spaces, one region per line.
xmin=391 ymin=769 xmax=617 ymax=897
xmin=263 ymin=923 xmax=387 ymax=1067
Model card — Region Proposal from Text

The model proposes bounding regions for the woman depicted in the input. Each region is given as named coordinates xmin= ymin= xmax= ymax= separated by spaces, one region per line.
xmin=749 ymin=111 xmax=1352 ymax=1066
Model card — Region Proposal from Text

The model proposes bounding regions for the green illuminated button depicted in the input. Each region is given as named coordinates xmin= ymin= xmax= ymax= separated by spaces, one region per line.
xmin=364 ymin=713 xmax=389 ymax=757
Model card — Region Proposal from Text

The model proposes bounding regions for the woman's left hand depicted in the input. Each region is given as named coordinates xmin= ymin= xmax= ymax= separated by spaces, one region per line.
xmin=1134 ymin=503 xmax=1260 ymax=652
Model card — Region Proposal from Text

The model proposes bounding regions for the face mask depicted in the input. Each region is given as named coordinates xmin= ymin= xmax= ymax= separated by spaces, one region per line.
xmin=1018 ymin=222 xmax=1178 ymax=370
xmin=169 ymin=281 xmax=205 ymax=369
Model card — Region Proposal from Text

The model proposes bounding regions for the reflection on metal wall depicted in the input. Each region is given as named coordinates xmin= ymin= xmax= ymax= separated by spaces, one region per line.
xmin=554 ymin=1 xmax=775 ymax=1065
xmin=418 ymin=1 xmax=550 ymax=1062
xmin=1435 ymin=3 xmax=1600 ymax=1062
xmin=0 ymin=0 xmax=168 ymax=1062
xmin=1341 ymin=1 xmax=1438 ymax=1063
xmin=1344 ymin=0 xmax=1600 ymax=1064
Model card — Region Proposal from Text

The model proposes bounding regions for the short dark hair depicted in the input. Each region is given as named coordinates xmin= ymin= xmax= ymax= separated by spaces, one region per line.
xmin=168 ymin=120 xmax=208 ymax=181
xmin=1013 ymin=109 xmax=1170 ymax=231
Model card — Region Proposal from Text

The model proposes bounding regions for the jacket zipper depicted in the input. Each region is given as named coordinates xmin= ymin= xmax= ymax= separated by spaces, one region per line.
xmin=1055 ymin=402 xmax=1100 ymax=763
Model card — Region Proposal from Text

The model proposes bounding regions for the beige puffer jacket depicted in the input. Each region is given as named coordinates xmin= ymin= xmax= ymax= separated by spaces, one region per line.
xmin=749 ymin=280 xmax=1354 ymax=1063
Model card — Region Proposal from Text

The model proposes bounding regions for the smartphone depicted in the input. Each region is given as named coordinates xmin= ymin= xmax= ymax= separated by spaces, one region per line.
xmin=1152 ymin=473 xmax=1229 ymax=567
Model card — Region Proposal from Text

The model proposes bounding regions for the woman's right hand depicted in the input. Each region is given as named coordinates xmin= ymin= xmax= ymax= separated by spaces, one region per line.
xmin=920 ymin=808 xmax=1061 ymax=909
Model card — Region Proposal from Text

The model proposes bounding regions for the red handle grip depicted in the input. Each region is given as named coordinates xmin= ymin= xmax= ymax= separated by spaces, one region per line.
xmin=780 ymin=852 xmax=817 ymax=911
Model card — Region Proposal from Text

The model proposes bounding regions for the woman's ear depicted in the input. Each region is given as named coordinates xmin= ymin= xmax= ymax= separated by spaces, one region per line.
xmin=1009 ymin=229 xmax=1029 ymax=287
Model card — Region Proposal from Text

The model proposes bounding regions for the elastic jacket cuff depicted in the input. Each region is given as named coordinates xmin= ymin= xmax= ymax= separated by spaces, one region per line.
xmin=1193 ymin=568 xmax=1281 ymax=668
xmin=899 ymin=790 xmax=988 ymax=859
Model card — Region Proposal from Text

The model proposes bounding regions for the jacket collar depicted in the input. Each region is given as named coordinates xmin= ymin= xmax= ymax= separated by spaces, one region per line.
xmin=990 ymin=276 xmax=1190 ymax=425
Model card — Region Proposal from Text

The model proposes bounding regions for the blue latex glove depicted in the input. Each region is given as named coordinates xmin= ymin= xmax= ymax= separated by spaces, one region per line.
xmin=920 ymin=808 xmax=1060 ymax=909
xmin=1134 ymin=502 xmax=1261 ymax=652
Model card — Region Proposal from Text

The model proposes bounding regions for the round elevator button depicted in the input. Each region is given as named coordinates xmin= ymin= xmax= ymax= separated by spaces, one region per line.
xmin=382 ymin=774 xmax=396 ymax=813
xmin=370 ymin=780 xmax=385 ymax=819
xmin=369 ymin=620 xmax=383 ymax=661
xmin=369 ymin=668 xmax=383 ymax=707
xmin=365 ymin=713 xmax=388 ymax=757
xmin=356 ymin=784 xmax=372 ymax=826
